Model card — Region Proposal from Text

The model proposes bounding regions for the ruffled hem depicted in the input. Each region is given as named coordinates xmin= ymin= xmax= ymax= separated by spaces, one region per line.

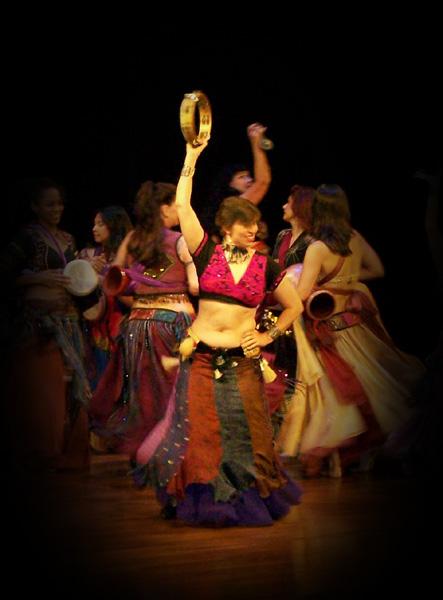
xmin=156 ymin=480 xmax=302 ymax=527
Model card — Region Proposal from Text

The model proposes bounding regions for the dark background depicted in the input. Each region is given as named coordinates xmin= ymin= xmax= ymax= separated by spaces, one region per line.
xmin=3 ymin=21 xmax=442 ymax=357
xmin=2 ymin=17 xmax=442 ymax=599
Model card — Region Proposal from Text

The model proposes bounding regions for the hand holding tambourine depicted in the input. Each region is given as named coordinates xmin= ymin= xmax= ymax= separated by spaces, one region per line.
xmin=179 ymin=90 xmax=212 ymax=147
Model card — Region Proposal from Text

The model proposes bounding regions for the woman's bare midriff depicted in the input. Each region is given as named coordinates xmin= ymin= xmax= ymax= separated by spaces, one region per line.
xmin=191 ymin=299 xmax=257 ymax=348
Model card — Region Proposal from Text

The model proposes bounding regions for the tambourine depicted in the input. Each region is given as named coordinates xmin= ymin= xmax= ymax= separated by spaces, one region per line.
xmin=180 ymin=90 xmax=212 ymax=147
xmin=285 ymin=263 xmax=336 ymax=320
xmin=63 ymin=259 xmax=99 ymax=296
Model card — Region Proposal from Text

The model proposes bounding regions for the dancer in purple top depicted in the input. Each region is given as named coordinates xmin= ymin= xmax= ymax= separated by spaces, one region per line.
xmin=90 ymin=182 xmax=197 ymax=459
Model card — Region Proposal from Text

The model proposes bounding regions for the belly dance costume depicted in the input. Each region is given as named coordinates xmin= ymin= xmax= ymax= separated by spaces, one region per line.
xmin=277 ymin=255 xmax=426 ymax=474
xmin=133 ymin=233 xmax=302 ymax=527
xmin=90 ymin=229 xmax=194 ymax=456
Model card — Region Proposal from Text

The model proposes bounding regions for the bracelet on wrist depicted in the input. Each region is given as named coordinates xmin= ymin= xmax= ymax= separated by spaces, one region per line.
xmin=268 ymin=325 xmax=283 ymax=341
xmin=181 ymin=165 xmax=195 ymax=177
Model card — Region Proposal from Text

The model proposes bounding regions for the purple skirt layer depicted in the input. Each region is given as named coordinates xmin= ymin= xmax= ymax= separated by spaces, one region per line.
xmin=157 ymin=478 xmax=302 ymax=527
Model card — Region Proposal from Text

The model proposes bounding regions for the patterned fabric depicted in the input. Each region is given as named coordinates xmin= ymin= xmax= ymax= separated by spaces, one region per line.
xmin=90 ymin=308 xmax=193 ymax=454
xmin=278 ymin=265 xmax=426 ymax=468
xmin=22 ymin=307 xmax=90 ymax=413
xmin=272 ymin=229 xmax=311 ymax=268
xmin=193 ymin=233 xmax=282 ymax=308
xmin=133 ymin=351 xmax=302 ymax=526
xmin=19 ymin=224 xmax=76 ymax=271
xmin=78 ymin=245 xmax=128 ymax=391
xmin=130 ymin=231 xmax=302 ymax=526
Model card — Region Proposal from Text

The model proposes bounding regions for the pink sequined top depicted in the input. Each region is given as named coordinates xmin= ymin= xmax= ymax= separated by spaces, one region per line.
xmin=193 ymin=233 xmax=283 ymax=308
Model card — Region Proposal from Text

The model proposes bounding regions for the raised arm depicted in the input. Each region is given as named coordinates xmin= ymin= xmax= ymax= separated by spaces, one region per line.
xmin=241 ymin=123 xmax=272 ymax=206
xmin=175 ymin=142 xmax=207 ymax=254
xmin=113 ymin=230 xmax=134 ymax=268
xmin=355 ymin=229 xmax=385 ymax=280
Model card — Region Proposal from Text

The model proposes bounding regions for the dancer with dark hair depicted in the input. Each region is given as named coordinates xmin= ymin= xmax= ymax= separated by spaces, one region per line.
xmin=90 ymin=182 xmax=197 ymax=458
xmin=201 ymin=123 xmax=271 ymax=242
xmin=79 ymin=206 xmax=133 ymax=277
xmin=277 ymin=184 xmax=425 ymax=477
xmin=78 ymin=206 xmax=133 ymax=452
xmin=133 ymin=142 xmax=303 ymax=527
xmin=78 ymin=205 xmax=133 ymax=387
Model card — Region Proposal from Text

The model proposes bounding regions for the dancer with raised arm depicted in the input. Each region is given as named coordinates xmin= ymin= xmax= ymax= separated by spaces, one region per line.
xmin=134 ymin=142 xmax=304 ymax=526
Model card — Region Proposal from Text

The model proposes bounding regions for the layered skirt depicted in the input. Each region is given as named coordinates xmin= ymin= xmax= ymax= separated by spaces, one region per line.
xmin=90 ymin=308 xmax=192 ymax=456
xmin=278 ymin=296 xmax=426 ymax=468
xmin=134 ymin=347 xmax=302 ymax=527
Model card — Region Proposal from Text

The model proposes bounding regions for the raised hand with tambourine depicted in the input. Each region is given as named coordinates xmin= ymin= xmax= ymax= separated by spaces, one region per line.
xmin=179 ymin=90 xmax=212 ymax=147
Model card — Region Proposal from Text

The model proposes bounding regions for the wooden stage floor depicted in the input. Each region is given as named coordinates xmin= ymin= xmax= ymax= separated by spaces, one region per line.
xmin=5 ymin=454 xmax=439 ymax=599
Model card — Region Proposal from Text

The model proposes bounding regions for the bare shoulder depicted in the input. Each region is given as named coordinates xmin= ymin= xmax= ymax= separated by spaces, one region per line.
xmin=352 ymin=228 xmax=365 ymax=243
xmin=306 ymin=239 xmax=329 ymax=256
xmin=176 ymin=234 xmax=192 ymax=258
xmin=176 ymin=233 xmax=186 ymax=246
xmin=351 ymin=229 xmax=372 ymax=251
